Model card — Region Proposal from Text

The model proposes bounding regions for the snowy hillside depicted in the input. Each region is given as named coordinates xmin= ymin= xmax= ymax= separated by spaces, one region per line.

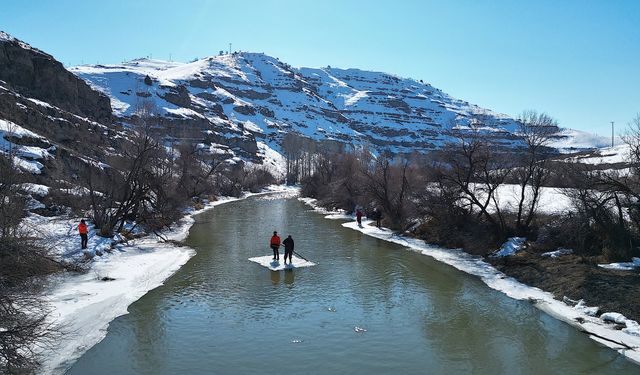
xmin=69 ymin=53 xmax=555 ymax=158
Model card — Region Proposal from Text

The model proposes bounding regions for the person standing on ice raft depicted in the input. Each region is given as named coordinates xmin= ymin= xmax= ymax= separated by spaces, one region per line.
xmin=270 ymin=231 xmax=281 ymax=261
xmin=282 ymin=235 xmax=294 ymax=265
xmin=78 ymin=219 xmax=88 ymax=249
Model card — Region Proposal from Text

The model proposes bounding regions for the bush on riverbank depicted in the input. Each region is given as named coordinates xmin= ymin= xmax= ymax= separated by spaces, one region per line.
xmin=1 ymin=154 xmax=62 ymax=373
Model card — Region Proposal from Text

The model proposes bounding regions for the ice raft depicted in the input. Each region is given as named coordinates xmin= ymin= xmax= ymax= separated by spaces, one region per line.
xmin=248 ymin=255 xmax=316 ymax=271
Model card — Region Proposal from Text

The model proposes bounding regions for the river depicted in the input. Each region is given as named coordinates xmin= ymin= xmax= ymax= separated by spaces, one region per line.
xmin=65 ymin=194 xmax=637 ymax=374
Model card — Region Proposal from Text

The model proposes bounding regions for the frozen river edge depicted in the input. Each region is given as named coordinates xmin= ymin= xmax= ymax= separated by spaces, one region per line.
xmin=298 ymin=197 xmax=640 ymax=366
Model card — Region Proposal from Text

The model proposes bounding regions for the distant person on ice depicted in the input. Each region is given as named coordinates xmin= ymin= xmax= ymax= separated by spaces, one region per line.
xmin=282 ymin=235 xmax=294 ymax=265
xmin=78 ymin=219 xmax=88 ymax=249
xmin=270 ymin=231 xmax=281 ymax=261
xmin=356 ymin=209 xmax=363 ymax=227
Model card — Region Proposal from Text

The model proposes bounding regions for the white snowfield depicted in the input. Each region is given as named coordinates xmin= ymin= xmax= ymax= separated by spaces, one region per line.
xmin=460 ymin=183 xmax=573 ymax=216
xmin=248 ymin=255 xmax=316 ymax=271
xmin=566 ymin=143 xmax=631 ymax=165
xmin=300 ymin=198 xmax=640 ymax=365
xmin=546 ymin=128 xmax=614 ymax=152
xmin=38 ymin=185 xmax=298 ymax=375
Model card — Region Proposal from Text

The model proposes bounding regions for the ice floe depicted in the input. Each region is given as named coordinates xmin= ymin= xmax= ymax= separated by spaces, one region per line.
xmin=248 ymin=255 xmax=316 ymax=271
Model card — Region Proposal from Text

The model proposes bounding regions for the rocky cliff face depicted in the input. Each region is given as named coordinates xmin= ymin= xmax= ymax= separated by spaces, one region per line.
xmin=0 ymin=32 xmax=120 ymax=184
xmin=0 ymin=32 xmax=112 ymax=124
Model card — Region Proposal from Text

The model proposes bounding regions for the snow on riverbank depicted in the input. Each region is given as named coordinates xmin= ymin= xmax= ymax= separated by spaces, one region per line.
xmin=299 ymin=198 xmax=640 ymax=365
xmin=599 ymin=257 xmax=640 ymax=271
xmin=40 ymin=185 xmax=298 ymax=375
xmin=491 ymin=237 xmax=525 ymax=257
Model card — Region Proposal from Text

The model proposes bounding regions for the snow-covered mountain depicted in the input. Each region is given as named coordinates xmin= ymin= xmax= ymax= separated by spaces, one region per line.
xmin=69 ymin=52 xmax=556 ymax=161
xmin=0 ymin=29 xmax=612 ymax=183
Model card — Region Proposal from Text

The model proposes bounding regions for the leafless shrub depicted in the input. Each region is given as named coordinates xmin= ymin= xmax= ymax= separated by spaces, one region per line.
xmin=513 ymin=111 xmax=558 ymax=234
xmin=0 ymin=152 xmax=61 ymax=373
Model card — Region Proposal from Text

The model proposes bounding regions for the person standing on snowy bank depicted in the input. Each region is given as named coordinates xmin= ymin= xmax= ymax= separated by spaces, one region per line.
xmin=372 ymin=207 xmax=382 ymax=228
xmin=282 ymin=235 xmax=294 ymax=265
xmin=356 ymin=209 xmax=363 ymax=227
xmin=78 ymin=219 xmax=88 ymax=249
xmin=270 ymin=231 xmax=281 ymax=261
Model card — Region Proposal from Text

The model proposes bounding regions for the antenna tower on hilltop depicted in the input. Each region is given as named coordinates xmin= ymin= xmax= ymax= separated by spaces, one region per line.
xmin=611 ymin=121 xmax=614 ymax=147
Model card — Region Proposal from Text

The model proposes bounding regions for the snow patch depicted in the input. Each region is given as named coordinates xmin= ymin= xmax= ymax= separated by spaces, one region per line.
xmin=599 ymin=257 xmax=640 ymax=271
xmin=255 ymin=141 xmax=286 ymax=178
xmin=20 ymin=183 xmax=50 ymax=197
xmin=542 ymin=248 xmax=573 ymax=258
xmin=491 ymin=237 xmax=526 ymax=257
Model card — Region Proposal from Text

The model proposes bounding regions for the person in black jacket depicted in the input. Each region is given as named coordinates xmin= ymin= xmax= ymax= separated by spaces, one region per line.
xmin=373 ymin=208 xmax=383 ymax=228
xmin=283 ymin=235 xmax=294 ymax=265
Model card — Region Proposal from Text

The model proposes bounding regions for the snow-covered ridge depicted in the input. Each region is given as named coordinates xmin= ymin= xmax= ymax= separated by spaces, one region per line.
xmin=0 ymin=30 xmax=43 ymax=53
xmin=70 ymin=52 xmax=606 ymax=157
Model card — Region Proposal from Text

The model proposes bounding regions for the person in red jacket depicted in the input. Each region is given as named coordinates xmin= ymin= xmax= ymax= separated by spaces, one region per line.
xmin=78 ymin=219 xmax=88 ymax=249
xmin=270 ymin=231 xmax=281 ymax=261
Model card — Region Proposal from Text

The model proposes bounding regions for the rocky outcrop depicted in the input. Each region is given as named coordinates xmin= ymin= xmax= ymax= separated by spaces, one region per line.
xmin=161 ymin=84 xmax=191 ymax=108
xmin=0 ymin=32 xmax=112 ymax=123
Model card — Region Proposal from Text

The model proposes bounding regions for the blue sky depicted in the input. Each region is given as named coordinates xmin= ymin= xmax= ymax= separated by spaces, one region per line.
xmin=2 ymin=0 xmax=638 ymax=135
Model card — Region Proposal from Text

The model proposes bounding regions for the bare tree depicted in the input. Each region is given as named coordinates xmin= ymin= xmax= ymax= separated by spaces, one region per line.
xmin=175 ymin=142 xmax=224 ymax=198
xmin=0 ymin=124 xmax=27 ymax=239
xmin=362 ymin=155 xmax=412 ymax=228
xmin=623 ymin=113 xmax=640 ymax=175
xmin=282 ymin=133 xmax=303 ymax=184
xmin=559 ymin=112 xmax=640 ymax=261
xmin=440 ymin=130 xmax=511 ymax=234
xmin=513 ymin=110 xmax=558 ymax=234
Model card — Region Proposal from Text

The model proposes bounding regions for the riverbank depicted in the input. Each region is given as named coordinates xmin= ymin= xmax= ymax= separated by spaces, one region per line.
xmin=299 ymin=197 xmax=640 ymax=365
xmin=490 ymin=252 xmax=640 ymax=330
xmin=38 ymin=185 xmax=298 ymax=375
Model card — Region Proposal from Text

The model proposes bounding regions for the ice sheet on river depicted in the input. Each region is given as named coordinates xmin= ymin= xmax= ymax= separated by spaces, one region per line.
xmin=248 ymin=255 xmax=316 ymax=270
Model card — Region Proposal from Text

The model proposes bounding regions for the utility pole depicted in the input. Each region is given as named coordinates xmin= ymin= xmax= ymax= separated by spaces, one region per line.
xmin=229 ymin=43 xmax=232 ymax=54
xmin=611 ymin=121 xmax=614 ymax=147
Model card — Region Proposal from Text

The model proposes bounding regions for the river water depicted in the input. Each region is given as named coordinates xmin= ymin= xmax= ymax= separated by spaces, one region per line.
xmin=66 ymin=195 xmax=637 ymax=374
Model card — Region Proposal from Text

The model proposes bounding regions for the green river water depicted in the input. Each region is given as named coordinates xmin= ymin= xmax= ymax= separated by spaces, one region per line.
xmin=65 ymin=195 xmax=638 ymax=374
